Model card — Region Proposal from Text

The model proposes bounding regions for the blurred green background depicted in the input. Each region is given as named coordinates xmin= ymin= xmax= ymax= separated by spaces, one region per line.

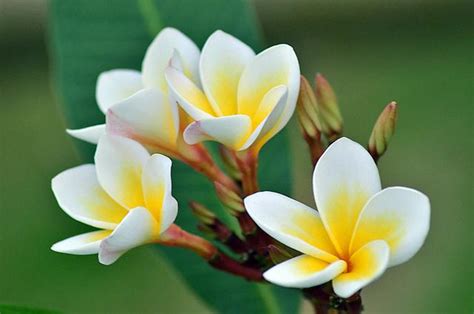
xmin=0 ymin=0 xmax=472 ymax=313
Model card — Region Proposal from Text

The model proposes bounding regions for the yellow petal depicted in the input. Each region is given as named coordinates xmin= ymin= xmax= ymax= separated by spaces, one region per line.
xmin=52 ymin=164 xmax=128 ymax=229
xmin=142 ymin=154 xmax=178 ymax=233
xmin=95 ymin=135 xmax=149 ymax=209
xmin=183 ymin=115 xmax=252 ymax=150
xmin=99 ymin=207 xmax=160 ymax=265
xmin=51 ymin=230 xmax=112 ymax=255
xmin=264 ymin=255 xmax=346 ymax=288
xmin=142 ymin=27 xmax=200 ymax=93
xmin=200 ymin=30 xmax=255 ymax=116
xmin=237 ymin=44 xmax=299 ymax=129
xmin=245 ymin=192 xmax=339 ymax=262
xmin=165 ymin=66 xmax=216 ymax=120
xmin=332 ymin=240 xmax=389 ymax=298
xmin=313 ymin=137 xmax=381 ymax=259
xmin=106 ymin=88 xmax=179 ymax=150
xmin=350 ymin=187 xmax=430 ymax=266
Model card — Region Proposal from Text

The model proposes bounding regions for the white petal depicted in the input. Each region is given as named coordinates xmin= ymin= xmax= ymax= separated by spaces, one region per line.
xmin=96 ymin=69 xmax=143 ymax=113
xmin=264 ymin=255 xmax=346 ymax=288
xmin=333 ymin=240 xmax=389 ymax=298
xmin=67 ymin=124 xmax=105 ymax=144
xmin=52 ymin=164 xmax=128 ymax=229
xmin=313 ymin=137 xmax=381 ymax=259
xmin=98 ymin=207 xmax=160 ymax=265
xmin=237 ymin=44 xmax=300 ymax=135
xmin=244 ymin=192 xmax=339 ymax=262
xmin=165 ymin=66 xmax=215 ymax=120
xmin=95 ymin=135 xmax=149 ymax=209
xmin=106 ymin=88 xmax=179 ymax=150
xmin=142 ymin=154 xmax=178 ymax=233
xmin=183 ymin=115 xmax=252 ymax=150
xmin=350 ymin=187 xmax=430 ymax=267
xmin=240 ymin=85 xmax=288 ymax=151
xmin=200 ymin=30 xmax=255 ymax=116
xmin=142 ymin=27 xmax=200 ymax=92
xmin=51 ymin=230 xmax=112 ymax=255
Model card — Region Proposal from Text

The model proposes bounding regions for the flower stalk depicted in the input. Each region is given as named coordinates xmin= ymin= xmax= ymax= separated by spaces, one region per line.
xmin=160 ymin=224 xmax=263 ymax=281
xmin=234 ymin=149 xmax=259 ymax=196
xmin=178 ymin=141 xmax=241 ymax=194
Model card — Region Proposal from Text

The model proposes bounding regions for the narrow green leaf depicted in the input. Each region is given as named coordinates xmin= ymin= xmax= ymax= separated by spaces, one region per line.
xmin=49 ymin=0 xmax=299 ymax=313
xmin=0 ymin=305 xmax=60 ymax=314
xmin=138 ymin=0 xmax=164 ymax=36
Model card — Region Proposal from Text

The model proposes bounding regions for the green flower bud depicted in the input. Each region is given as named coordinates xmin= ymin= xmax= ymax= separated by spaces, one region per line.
xmin=189 ymin=201 xmax=216 ymax=225
xmin=214 ymin=182 xmax=244 ymax=215
xmin=368 ymin=101 xmax=398 ymax=161
xmin=315 ymin=73 xmax=343 ymax=140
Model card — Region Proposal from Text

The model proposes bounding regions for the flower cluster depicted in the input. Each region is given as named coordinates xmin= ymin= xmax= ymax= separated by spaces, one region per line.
xmin=52 ymin=27 xmax=430 ymax=310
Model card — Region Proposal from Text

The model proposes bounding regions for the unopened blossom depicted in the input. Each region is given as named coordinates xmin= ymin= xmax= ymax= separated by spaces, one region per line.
xmin=67 ymin=27 xmax=200 ymax=153
xmin=165 ymin=30 xmax=300 ymax=152
xmin=245 ymin=137 xmax=430 ymax=298
xmin=51 ymin=135 xmax=178 ymax=265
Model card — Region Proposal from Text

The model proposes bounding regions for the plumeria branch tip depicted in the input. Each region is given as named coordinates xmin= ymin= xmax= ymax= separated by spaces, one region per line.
xmin=51 ymin=27 xmax=430 ymax=314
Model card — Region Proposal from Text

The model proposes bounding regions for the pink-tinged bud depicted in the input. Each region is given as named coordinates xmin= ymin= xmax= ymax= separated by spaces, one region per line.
xmin=214 ymin=182 xmax=244 ymax=215
xmin=189 ymin=201 xmax=216 ymax=225
xmin=368 ymin=101 xmax=398 ymax=161
xmin=297 ymin=75 xmax=325 ymax=166
xmin=297 ymin=75 xmax=323 ymax=138
xmin=315 ymin=73 xmax=343 ymax=139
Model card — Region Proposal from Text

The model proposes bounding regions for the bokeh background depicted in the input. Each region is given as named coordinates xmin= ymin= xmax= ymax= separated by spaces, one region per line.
xmin=1 ymin=0 xmax=472 ymax=313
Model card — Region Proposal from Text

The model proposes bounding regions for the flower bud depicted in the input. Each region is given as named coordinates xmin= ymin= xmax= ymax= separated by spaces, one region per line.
xmin=218 ymin=146 xmax=242 ymax=181
xmin=214 ymin=182 xmax=244 ymax=215
xmin=297 ymin=75 xmax=323 ymax=139
xmin=267 ymin=244 xmax=293 ymax=265
xmin=315 ymin=73 xmax=343 ymax=140
xmin=297 ymin=75 xmax=325 ymax=166
xmin=368 ymin=101 xmax=398 ymax=161
xmin=197 ymin=224 xmax=217 ymax=238
xmin=189 ymin=201 xmax=216 ymax=225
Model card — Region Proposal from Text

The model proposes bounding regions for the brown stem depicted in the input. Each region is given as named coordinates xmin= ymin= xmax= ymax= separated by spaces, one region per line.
xmin=303 ymin=132 xmax=325 ymax=167
xmin=160 ymin=224 xmax=262 ymax=281
xmin=303 ymin=285 xmax=363 ymax=314
xmin=209 ymin=253 xmax=263 ymax=281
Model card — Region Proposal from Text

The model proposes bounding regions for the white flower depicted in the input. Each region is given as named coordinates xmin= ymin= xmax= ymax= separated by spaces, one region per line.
xmin=51 ymin=135 xmax=178 ymax=265
xmin=165 ymin=30 xmax=300 ymax=152
xmin=67 ymin=27 xmax=200 ymax=152
xmin=245 ymin=137 xmax=430 ymax=298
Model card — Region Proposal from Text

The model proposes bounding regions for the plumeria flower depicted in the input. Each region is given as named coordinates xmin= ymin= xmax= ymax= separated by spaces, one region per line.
xmin=165 ymin=30 xmax=300 ymax=152
xmin=51 ymin=135 xmax=178 ymax=265
xmin=245 ymin=137 xmax=430 ymax=298
xmin=67 ymin=27 xmax=200 ymax=154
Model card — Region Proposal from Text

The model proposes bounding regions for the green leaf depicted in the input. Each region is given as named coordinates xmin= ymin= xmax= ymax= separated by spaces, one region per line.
xmin=0 ymin=305 xmax=60 ymax=314
xmin=49 ymin=0 xmax=299 ymax=313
